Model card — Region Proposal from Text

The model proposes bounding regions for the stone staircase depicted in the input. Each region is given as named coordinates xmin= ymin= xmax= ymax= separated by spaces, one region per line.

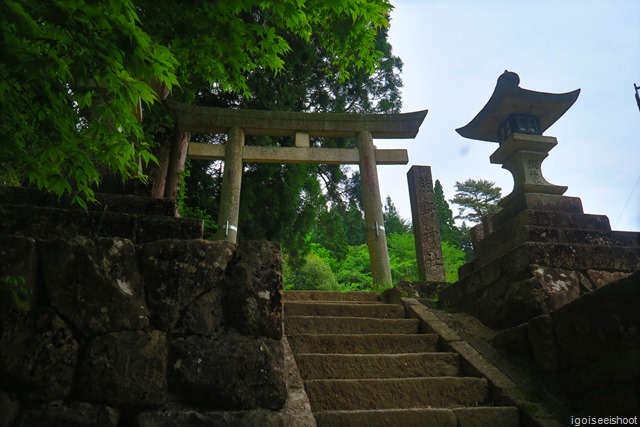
xmin=284 ymin=291 xmax=520 ymax=427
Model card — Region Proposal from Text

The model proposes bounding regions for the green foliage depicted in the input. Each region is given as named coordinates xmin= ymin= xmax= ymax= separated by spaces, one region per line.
xmin=0 ymin=167 xmax=22 ymax=187
xmin=450 ymin=179 xmax=502 ymax=224
xmin=286 ymin=253 xmax=340 ymax=291
xmin=0 ymin=275 xmax=31 ymax=312
xmin=334 ymin=244 xmax=373 ymax=291
xmin=1 ymin=0 xmax=177 ymax=206
xmin=384 ymin=196 xmax=411 ymax=236
xmin=387 ymin=233 xmax=419 ymax=282
xmin=137 ymin=0 xmax=394 ymax=100
xmin=434 ymin=180 xmax=461 ymax=246
xmin=441 ymin=240 xmax=466 ymax=282
xmin=176 ymin=161 xmax=217 ymax=239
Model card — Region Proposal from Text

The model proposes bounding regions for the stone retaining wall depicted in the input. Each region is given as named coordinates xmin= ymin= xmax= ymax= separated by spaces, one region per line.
xmin=494 ymin=270 xmax=640 ymax=416
xmin=0 ymin=236 xmax=287 ymax=427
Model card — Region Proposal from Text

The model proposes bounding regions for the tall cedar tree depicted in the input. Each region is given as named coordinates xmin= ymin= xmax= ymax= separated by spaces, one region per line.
xmin=434 ymin=179 xmax=462 ymax=247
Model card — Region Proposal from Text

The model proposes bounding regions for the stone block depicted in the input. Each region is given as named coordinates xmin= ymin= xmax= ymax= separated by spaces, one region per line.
xmin=174 ymin=288 xmax=225 ymax=337
xmin=142 ymin=239 xmax=235 ymax=332
xmin=553 ymin=270 xmax=640 ymax=368
xmin=0 ymin=390 xmax=19 ymax=427
xmin=380 ymin=281 xmax=447 ymax=304
xmin=531 ymin=266 xmax=581 ymax=311
xmin=169 ymin=335 xmax=286 ymax=411
xmin=526 ymin=315 xmax=559 ymax=371
xmin=561 ymin=347 xmax=640 ymax=395
xmin=39 ymin=236 xmax=149 ymax=337
xmin=453 ymin=407 xmax=520 ymax=427
xmin=586 ymin=269 xmax=630 ymax=289
xmin=136 ymin=409 xmax=283 ymax=427
xmin=78 ymin=330 xmax=168 ymax=406
xmin=574 ymin=383 xmax=640 ymax=417
xmin=493 ymin=324 xmax=531 ymax=358
xmin=0 ymin=309 xmax=78 ymax=401
xmin=224 ymin=241 xmax=283 ymax=339
xmin=17 ymin=401 xmax=118 ymax=427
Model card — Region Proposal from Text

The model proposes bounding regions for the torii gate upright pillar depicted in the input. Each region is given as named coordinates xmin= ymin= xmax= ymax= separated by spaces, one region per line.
xmin=216 ymin=127 xmax=245 ymax=242
xmin=358 ymin=131 xmax=392 ymax=289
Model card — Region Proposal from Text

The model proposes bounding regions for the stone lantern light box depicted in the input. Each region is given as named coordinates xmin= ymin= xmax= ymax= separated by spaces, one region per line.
xmin=456 ymin=71 xmax=580 ymax=208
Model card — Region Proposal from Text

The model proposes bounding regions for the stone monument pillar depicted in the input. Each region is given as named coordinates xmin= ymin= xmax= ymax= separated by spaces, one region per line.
xmin=407 ymin=166 xmax=446 ymax=282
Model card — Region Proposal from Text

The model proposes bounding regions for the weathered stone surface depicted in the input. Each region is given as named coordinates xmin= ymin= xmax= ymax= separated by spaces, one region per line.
xmin=0 ymin=236 xmax=38 ymax=314
xmin=585 ymin=269 xmax=630 ymax=289
xmin=453 ymin=406 xmax=520 ymax=427
xmin=142 ymin=239 xmax=235 ymax=332
xmin=553 ymin=270 xmax=640 ymax=368
xmin=39 ymin=236 xmax=149 ymax=336
xmin=224 ymin=241 xmax=283 ymax=339
xmin=380 ymin=281 xmax=448 ymax=305
xmin=174 ymin=288 xmax=225 ymax=337
xmin=0 ymin=204 xmax=202 ymax=244
xmin=17 ymin=400 xmax=118 ymax=427
xmin=78 ymin=330 xmax=167 ymax=406
xmin=562 ymin=347 xmax=640 ymax=396
xmin=443 ymin=242 xmax=640 ymax=327
xmin=169 ymin=335 xmax=286 ymax=410
xmin=495 ymin=278 xmax=543 ymax=327
xmin=0 ymin=309 xmax=78 ymax=401
xmin=527 ymin=315 xmax=559 ymax=371
xmin=135 ymin=215 xmax=203 ymax=243
xmin=573 ymin=383 xmax=640 ymax=417
xmin=493 ymin=323 xmax=531 ymax=358
xmin=0 ymin=205 xmax=134 ymax=242
xmin=167 ymin=99 xmax=427 ymax=139
xmin=407 ymin=166 xmax=446 ymax=282
xmin=0 ymin=390 xmax=19 ymax=427
xmin=0 ymin=186 xmax=176 ymax=216
xmin=137 ymin=409 xmax=283 ymax=427
xmin=531 ymin=266 xmax=581 ymax=312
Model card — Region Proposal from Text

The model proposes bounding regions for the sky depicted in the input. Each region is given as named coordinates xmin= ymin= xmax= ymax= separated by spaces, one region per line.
xmin=374 ymin=0 xmax=640 ymax=232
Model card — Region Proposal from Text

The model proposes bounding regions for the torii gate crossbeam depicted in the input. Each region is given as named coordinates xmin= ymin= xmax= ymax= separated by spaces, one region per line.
xmin=164 ymin=100 xmax=428 ymax=288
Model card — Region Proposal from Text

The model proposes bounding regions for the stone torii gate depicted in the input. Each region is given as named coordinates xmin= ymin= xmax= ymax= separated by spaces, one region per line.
xmin=164 ymin=100 xmax=427 ymax=288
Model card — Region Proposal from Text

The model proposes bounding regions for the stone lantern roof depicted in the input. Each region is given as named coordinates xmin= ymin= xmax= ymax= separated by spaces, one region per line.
xmin=456 ymin=71 xmax=580 ymax=143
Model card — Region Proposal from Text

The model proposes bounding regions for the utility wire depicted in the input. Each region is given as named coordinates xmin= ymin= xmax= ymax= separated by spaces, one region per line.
xmin=614 ymin=174 xmax=640 ymax=229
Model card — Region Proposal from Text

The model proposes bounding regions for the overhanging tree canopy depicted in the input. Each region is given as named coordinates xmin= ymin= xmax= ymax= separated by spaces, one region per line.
xmin=0 ymin=0 xmax=395 ymax=205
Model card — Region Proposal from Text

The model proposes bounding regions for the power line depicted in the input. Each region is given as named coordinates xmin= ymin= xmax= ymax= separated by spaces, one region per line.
xmin=614 ymin=174 xmax=640 ymax=229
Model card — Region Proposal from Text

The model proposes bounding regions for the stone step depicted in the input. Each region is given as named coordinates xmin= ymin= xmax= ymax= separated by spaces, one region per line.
xmin=305 ymin=377 xmax=489 ymax=411
xmin=285 ymin=302 xmax=404 ymax=318
xmin=284 ymin=290 xmax=379 ymax=302
xmin=285 ymin=316 xmax=420 ymax=335
xmin=0 ymin=205 xmax=203 ymax=243
xmin=0 ymin=185 xmax=177 ymax=216
xmin=287 ymin=334 xmax=439 ymax=354
xmin=295 ymin=352 xmax=461 ymax=379
xmin=314 ymin=407 xmax=520 ymax=427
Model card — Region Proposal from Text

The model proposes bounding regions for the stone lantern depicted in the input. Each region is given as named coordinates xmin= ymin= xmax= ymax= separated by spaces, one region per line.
xmin=439 ymin=71 xmax=640 ymax=330
xmin=456 ymin=71 xmax=580 ymax=217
